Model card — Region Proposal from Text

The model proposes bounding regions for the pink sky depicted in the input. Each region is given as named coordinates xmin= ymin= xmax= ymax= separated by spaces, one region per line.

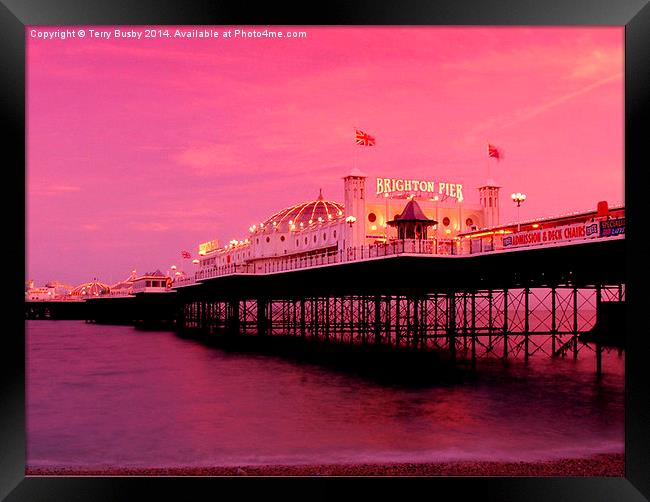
xmin=26 ymin=26 xmax=623 ymax=286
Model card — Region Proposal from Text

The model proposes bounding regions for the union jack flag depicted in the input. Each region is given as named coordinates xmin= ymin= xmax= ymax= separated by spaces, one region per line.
xmin=355 ymin=129 xmax=375 ymax=146
xmin=488 ymin=143 xmax=501 ymax=160
xmin=181 ymin=250 xmax=191 ymax=259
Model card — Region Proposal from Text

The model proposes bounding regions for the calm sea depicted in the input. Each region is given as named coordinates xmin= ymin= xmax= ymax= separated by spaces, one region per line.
xmin=26 ymin=320 xmax=624 ymax=469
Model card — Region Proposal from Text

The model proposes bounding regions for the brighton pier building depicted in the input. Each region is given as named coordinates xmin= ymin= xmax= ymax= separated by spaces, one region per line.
xmin=192 ymin=170 xmax=501 ymax=278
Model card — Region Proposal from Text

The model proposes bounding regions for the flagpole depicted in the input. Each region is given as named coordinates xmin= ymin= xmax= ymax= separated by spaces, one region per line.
xmin=486 ymin=141 xmax=491 ymax=181
xmin=353 ymin=126 xmax=358 ymax=170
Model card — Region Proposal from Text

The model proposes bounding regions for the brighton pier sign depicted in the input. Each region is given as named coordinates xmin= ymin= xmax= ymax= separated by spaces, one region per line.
xmin=375 ymin=177 xmax=464 ymax=202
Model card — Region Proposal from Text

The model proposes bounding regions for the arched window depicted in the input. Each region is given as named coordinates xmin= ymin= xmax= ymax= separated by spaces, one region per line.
xmin=368 ymin=212 xmax=377 ymax=222
xmin=443 ymin=217 xmax=450 ymax=226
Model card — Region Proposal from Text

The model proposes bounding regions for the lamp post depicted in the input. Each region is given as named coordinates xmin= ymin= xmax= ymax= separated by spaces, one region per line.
xmin=511 ymin=192 xmax=527 ymax=232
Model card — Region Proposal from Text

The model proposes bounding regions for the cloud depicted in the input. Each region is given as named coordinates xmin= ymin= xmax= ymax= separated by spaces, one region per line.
xmin=30 ymin=184 xmax=82 ymax=195
xmin=569 ymin=49 xmax=622 ymax=80
xmin=174 ymin=144 xmax=241 ymax=172
xmin=462 ymin=72 xmax=622 ymax=143
xmin=130 ymin=222 xmax=172 ymax=232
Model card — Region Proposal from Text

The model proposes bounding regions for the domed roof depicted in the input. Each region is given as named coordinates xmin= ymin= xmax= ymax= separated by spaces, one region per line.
xmin=71 ymin=279 xmax=111 ymax=296
xmin=255 ymin=190 xmax=344 ymax=233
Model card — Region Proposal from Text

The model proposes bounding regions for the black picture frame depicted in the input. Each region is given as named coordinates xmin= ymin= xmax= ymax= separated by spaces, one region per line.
xmin=3 ymin=1 xmax=649 ymax=500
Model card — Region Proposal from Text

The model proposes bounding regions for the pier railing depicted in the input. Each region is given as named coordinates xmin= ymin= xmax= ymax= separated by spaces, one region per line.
xmin=172 ymin=225 xmax=624 ymax=288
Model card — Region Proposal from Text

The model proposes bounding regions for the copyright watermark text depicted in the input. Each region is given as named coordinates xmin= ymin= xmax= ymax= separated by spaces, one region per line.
xmin=29 ymin=27 xmax=308 ymax=42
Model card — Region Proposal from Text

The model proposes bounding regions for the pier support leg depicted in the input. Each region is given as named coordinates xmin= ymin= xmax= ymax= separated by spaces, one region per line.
xmin=524 ymin=287 xmax=530 ymax=363
xmin=257 ymin=298 xmax=268 ymax=337
xmin=471 ymin=291 xmax=476 ymax=369
xmin=374 ymin=295 xmax=382 ymax=346
xmin=551 ymin=286 xmax=557 ymax=357
xmin=503 ymin=288 xmax=509 ymax=360
xmin=596 ymin=285 xmax=602 ymax=377
xmin=447 ymin=292 xmax=456 ymax=361
xmin=573 ymin=287 xmax=579 ymax=360
xmin=227 ymin=299 xmax=240 ymax=336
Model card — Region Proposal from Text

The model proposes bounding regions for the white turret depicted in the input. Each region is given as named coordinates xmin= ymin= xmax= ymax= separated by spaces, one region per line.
xmin=343 ymin=168 xmax=367 ymax=248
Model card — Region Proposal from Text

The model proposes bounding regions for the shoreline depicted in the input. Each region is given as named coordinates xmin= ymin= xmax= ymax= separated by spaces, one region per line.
xmin=26 ymin=453 xmax=624 ymax=477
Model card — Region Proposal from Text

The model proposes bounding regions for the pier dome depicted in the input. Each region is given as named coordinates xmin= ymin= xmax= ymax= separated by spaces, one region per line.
xmin=255 ymin=190 xmax=344 ymax=233
xmin=71 ymin=279 xmax=111 ymax=297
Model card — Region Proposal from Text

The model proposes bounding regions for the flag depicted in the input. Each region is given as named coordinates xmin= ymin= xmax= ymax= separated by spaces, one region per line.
xmin=487 ymin=143 xmax=501 ymax=160
xmin=181 ymin=250 xmax=191 ymax=259
xmin=355 ymin=129 xmax=375 ymax=146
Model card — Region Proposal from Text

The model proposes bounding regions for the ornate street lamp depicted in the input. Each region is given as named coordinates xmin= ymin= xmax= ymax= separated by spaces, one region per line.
xmin=511 ymin=192 xmax=527 ymax=232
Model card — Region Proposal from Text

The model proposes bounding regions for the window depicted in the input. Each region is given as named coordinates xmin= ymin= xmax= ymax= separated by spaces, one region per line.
xmin=368 ymin=212 xmax=376 ymax=222
xmin=443 ymin=217 xmax=450 ymax=226
xmin=266 ymin=236 xmax=270 ymax=243
xmin=465 ymin=218 xmax=473 ymax=227
xmin=280 ymin=235 xmax=285 ymax=242
xmin=323 ymin=233 xmax=327 ymax=241
xmin=333 ymin=230 xmax=337 ymax=238
xmin=304 ymin=237 xmax=308 ymax=244
xmin=146 ymin=280 xmax=151 ymax=287
xmin=313 ymin=235 xmax=317 ymax=243
xmin=296 ymin=239 xmax=299 ymax=246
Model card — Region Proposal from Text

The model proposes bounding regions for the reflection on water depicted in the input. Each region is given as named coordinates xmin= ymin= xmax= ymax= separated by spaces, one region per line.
xmin=26 ymin=321 xmax=624 ymax=468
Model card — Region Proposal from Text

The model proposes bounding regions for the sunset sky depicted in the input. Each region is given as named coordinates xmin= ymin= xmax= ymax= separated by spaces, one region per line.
xmin=26 ymin=26 xmax=624 ymax=286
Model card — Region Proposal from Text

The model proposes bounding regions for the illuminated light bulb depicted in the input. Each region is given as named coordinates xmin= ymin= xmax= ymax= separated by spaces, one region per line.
xmin=371 ymin=225 xmax=377 ymax=231
xmin=318 ymin=217 xmax=323 ymax=223
xmin=308 ymin=220 xmax=313 ymax=224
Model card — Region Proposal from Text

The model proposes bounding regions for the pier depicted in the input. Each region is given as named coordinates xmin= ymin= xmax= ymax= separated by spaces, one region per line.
xmin=172 ymin=234 xmax=624 ymax=374
xmin=25 ymin=231 xmax=625 ymax=374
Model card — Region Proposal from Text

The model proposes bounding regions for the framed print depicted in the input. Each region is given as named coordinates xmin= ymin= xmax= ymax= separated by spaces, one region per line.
xmin=3 ymin=0 xmax=649 ymax=500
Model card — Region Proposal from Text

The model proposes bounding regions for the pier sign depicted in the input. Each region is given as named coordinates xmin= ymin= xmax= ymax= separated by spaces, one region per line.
xmin=199 ymin=239 xmax=220 ymax=255
xmin=376 ymin=177 xmax=464 ymax=202
xmin=599 ymin=218 xmax=625 ymax=237
xmin=503 ymin=222 xmax=599 ymax=248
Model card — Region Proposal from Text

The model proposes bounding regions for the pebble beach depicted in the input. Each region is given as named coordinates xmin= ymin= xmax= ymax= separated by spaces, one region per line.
xmin=27 ymin=453 xmax=623 ymax=477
